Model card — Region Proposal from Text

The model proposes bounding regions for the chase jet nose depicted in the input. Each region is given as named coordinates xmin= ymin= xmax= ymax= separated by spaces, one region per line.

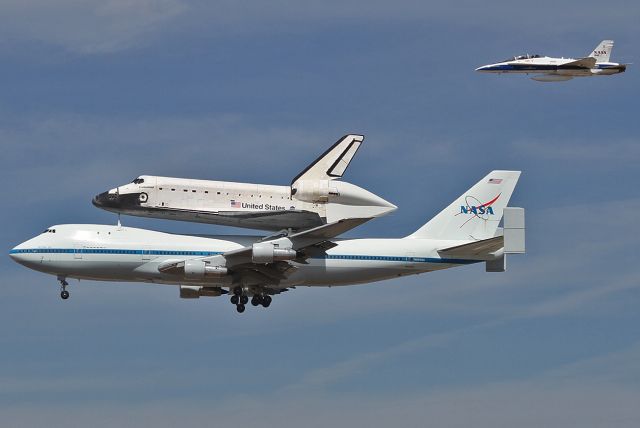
xmin=475 ymin=64 xmax=495 ymax=72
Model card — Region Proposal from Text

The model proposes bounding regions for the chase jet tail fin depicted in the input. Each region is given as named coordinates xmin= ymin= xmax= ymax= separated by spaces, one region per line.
xmin=291 ymin=134 xmax=363 ymax=184
xmin=406 ymin=171 xmax=521 ymax=241
xmin=589 ymin=40 xmax=614 ymax=63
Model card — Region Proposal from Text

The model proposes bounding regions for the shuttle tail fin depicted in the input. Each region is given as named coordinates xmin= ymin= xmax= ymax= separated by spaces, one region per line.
xmin=406 ymin=171 xmax=521 ymax=240
xmin=589 ymin=40 xmax=614 ymax=63
xmin=291 ymin=134 xmax=363 ymax=184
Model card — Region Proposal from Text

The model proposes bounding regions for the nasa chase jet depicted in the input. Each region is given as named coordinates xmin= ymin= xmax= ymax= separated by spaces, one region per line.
xmin=476 ymin=40 xmax=626 ymax=82
xmin=93 ymin=134 xmax=396 ymax=231
xmin=11 ymin=171 xmax=525 ymax=313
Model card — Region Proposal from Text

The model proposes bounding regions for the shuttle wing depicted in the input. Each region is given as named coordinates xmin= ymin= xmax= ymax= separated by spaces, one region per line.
xmin=291 ymin=134 xmax=363 ymax=184
xmin=560 ymin=57 xmax=597 ymax=69
xmin=212 ymin=209 xmax=324 ymax=230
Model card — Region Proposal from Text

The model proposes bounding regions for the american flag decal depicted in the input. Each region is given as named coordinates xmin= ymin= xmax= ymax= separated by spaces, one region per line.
xmin=488 ymin=178 xmax=502 ymax=184
xmin=230 ymin=200 xmax=241 ymax=208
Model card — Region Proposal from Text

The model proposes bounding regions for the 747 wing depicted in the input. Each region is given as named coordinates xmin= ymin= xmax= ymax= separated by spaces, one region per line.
xmin=158 ymin=217 xmax=370 ymax=289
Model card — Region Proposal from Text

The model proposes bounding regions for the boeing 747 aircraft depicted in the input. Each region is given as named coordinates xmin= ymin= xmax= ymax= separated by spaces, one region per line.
xmin=11 ymin=171 xmax=525 ymax=313
xmin=93 ymin=134 xmax=396 ymax=231
xmin=476 ymin=40 xmax=627 ymax=82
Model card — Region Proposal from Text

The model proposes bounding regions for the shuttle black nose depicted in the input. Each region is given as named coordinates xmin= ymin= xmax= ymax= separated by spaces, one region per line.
xmin=93 ymin=191 xmax=121 ymax=209
xmin=93 ymin=190 xmax=145 ymax=212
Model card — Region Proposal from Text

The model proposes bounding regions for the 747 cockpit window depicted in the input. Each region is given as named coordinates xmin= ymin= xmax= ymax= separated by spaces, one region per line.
xmin=132 ymin=177 xmax=145 ymax=184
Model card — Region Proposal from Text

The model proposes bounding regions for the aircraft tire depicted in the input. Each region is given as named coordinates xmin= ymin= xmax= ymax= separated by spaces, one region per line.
xmin=240 ymin=295 xmax=249 ymax=305
xmin=262 ymin=296 xmax=272 ymax=308
xmin=60 ymin=290 xmax=70 ymax=300
xmin=230 ymin=295 xmax=239 ymax=305
xmin=251 ymin=296 xmax=261 ymax=306
xmin=236 ymin=304 xmax=245 ymax=313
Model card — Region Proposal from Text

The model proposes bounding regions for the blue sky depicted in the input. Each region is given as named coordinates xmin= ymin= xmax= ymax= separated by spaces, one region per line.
xmin=1 ymin=1 xmax=640 ymax=426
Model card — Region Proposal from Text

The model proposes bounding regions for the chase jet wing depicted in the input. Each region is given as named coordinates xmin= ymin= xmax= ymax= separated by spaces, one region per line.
xmin=559 ymin=57 xmax=597 ymax=69
xmin=291 ymin=134 xmax=363 ymax=184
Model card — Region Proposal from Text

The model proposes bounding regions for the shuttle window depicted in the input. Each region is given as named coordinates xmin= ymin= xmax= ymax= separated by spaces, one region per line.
xmin=132 ymin=178 xmax=145 ymax=184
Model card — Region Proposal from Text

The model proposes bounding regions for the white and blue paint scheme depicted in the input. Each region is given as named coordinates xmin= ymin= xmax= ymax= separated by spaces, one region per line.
xmin=476 ymin=40 xmax=627 ymax=82
xmin=11 ymin=171 xmax=525 ymax=313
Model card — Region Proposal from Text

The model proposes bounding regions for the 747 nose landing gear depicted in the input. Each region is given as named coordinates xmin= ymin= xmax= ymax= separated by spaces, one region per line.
xmin=58 ymin=276 xmax=69 ymax=300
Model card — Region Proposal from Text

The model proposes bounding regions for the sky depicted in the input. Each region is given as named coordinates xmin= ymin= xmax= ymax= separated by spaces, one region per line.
xmin=1 ymin=1 xmax=640 ymax=426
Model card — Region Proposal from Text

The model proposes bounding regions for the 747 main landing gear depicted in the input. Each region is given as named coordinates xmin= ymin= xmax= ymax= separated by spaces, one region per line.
xmin=58 ymin=276 xmax=69 ymax=300
xmin=230 ymin=288 xmax=272 ymax=313
xmin=251 ymin=295 xmax=272 ymax=308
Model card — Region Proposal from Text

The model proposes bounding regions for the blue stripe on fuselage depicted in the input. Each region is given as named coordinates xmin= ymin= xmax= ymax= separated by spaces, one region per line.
xmin=9 ymin=248 xmax=479 ymax=265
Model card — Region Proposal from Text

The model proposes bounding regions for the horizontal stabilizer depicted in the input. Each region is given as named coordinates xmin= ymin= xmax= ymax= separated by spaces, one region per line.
xmin=292 ymin=134 xmax=363 ymax=184
xmin=560 ymin=57 xmax=596 ymax=69
xmin=438 ymin=236 xmax=503 ymax=259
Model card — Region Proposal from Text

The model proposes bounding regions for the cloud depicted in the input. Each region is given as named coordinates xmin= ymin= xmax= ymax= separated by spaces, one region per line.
xmin=0 ymin=0 xmax=187 ymax=54
xmin=0 ymin=113 xmax=332 ymax=207
xmin=2 ymin=376 xmax=639 ymax=428
xmin=513 ymin=137 xmax=640 ymax=163
xmin=1 ymin=1 xmax=638 ymax=55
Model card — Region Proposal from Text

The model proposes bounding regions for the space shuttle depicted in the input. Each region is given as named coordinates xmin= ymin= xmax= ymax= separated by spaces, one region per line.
xmin=93 ymin=134 xmax=397 ymax=231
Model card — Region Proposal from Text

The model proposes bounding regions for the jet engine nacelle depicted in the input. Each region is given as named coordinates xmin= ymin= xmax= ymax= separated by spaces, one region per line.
xmin=184 ymin=260 xmax=229 ymax=278
xmin=252 ymin=242 xmax=297 ymax=264
xmin=159 ymin=259 xmax=228 ymax=278
xmin=291 ymin=180 xmax=335 ymax=203
xmin=179 ymin=285 xmax=225 ymax=299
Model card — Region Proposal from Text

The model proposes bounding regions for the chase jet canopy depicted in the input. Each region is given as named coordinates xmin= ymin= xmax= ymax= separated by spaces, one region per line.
xmin=291 ymin=134 xmax=363 ymax=184
xmin=502 ymin=54 xmax=542 ymax=62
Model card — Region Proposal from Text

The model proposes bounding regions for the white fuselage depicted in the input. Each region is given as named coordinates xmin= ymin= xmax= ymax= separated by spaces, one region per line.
xmin=93 ymin=176 xmax=397 ymax=231
xmin=476 ymin=56 xmax=626 ymax=77
xmin=10 ymin=224 xmax=480 ymax=291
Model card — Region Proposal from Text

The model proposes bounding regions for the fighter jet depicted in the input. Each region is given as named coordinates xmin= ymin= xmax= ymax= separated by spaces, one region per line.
xmin=11 ymin=171 xmax=525 ymax=312
xmin=93 ymin=134 xmax=397 ymax=232
xmin=476 ymin=40 xmax=627 ymax=82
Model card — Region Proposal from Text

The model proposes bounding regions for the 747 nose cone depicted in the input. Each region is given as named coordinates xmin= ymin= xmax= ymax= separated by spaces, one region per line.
xmin=9 ymin=246 xmax=27 ymax=265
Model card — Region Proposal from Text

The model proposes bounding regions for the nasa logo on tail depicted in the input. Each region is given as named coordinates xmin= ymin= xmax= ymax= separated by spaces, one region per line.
xmin=458 ymin=194 xmax=501 ymax=219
